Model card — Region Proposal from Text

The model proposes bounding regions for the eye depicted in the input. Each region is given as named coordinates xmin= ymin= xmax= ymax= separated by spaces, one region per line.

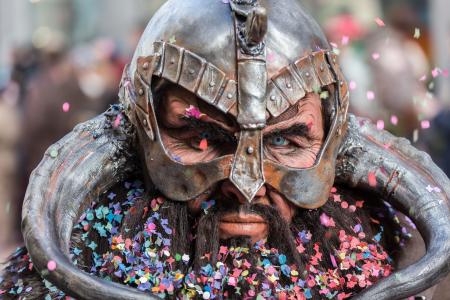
xmin=268 ymin=135 xmax=290 ymax=146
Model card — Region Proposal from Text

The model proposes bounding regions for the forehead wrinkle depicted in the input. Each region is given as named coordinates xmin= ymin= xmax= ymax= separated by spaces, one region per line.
xmin=264 ymin=93 xmax=321 ymax=133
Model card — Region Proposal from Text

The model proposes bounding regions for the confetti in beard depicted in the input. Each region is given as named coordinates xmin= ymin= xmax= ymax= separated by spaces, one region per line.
xmin=192 ymin=203 xmax=302 ymax=271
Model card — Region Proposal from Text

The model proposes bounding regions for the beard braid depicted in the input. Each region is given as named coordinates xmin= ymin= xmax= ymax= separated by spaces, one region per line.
xmin=63 ymin=181 xmax=393 ymax=299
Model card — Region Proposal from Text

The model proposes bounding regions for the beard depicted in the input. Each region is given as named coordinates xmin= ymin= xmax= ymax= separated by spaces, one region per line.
xmin=71 ymin=182 xmax=394 ymax=299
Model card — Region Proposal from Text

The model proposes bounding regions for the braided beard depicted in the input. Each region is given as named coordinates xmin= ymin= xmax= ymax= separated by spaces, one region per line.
xmin=66 ymin=182 xmax=393 ymax=299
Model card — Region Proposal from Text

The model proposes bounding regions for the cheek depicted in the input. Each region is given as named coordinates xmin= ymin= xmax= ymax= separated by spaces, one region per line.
xmin=268 ymin=190 xmax=296 ymax=223
xmin=187 ymin=188 xmax=215 ymax=214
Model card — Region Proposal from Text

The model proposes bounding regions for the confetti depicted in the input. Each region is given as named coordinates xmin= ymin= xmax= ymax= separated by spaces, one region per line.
xmin=376 ymin=120 xmax=384 ymax=130
xmin=432 ymin=68 xmax=441 ymax=78
xmin=47 ymin=260 xmax=57 ymax=271
xmin=367 ymin=91 xmax=375 ymax=101
xmin=349 ymin=81 xmax=357 ymax=90
xmin=421 ymin=120 xmax=430 ymax=129
xmin=35 ymin=180 xmax=393 ymax=300
xmin=372 ymin=53 xmax=380 ymax=60
xmin=390 ymin=115 xmax=398 ymax=126
xmin=368 ymin=172 xmax=377 ymax=187
xmin=413 ymin=129 xmax=419 ymax=143
xmin=374 ymin=17 xmax=385 ymax=27
xmin=199 ymin=139 xmax=208 ymax=151
xmin=341 ymin=36 xmax=350 ymax=45
xmin=185 ymin=105 xmax=203 ymax=119
xmin=320 ymin=213 xmax=336 ymax=228
xmin=414 ymin=28 xmax=421 ymax=39
xmin=62 ymin=102 xmax=70 ymax=113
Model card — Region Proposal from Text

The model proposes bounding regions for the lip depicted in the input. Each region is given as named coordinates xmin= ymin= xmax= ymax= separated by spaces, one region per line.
xmin=220 ymin=213 xmax=266 ymax=224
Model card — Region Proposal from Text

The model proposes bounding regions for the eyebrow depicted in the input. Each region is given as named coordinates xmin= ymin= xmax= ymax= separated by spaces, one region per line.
xmin=264 ymin=123 xmax=310 ymax=138
xmin=182 ymin=117 xmax=237 ymax=143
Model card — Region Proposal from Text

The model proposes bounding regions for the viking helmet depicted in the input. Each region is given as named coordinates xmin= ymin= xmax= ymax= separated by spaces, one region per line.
xmin=120 ymin=0 xmax=349 ymax=208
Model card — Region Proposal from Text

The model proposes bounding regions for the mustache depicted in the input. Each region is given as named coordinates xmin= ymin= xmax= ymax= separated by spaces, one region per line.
xmin=193 ymin=200 xmax=302 ymax=270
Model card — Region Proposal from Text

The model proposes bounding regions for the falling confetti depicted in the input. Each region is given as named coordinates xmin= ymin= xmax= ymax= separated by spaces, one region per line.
xmin=367 ymin=91 xmax=375 ymax=101
xmin=372 ymin=53 xmax=380 ymax=60
xmin=414 ymin=28 xmax=421 ymax=39
xmin=376 ymin=120 xmax=385 ymax=130
xmin=349 ymin=81 xmax=357 ymax=90
xmin=341 ymin=36 xmax=350 ymax=45
xmin=374 ymin=17 xmax=386 ymax=27
xmin=47 ymin=260 xmax=57 ymax=271
xmin=421 ymin=120 xmax=430 ymax=129
xmin=62 ymin=102 xmax=70 ymax=113
xmin=390 ymin=115 xmax=398 ymax=126
xmin=413 ymin=129 xmax=419 ymax=143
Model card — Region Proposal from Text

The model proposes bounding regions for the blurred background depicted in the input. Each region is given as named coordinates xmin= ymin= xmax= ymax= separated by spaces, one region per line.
xmin=0 ymin=0 xmax=449 ymax=261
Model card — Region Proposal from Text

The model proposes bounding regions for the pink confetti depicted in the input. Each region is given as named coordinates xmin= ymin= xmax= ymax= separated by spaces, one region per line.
xmin=349 ymin=80 xmax=357 ymax=90
xmin=375 ymin=17 xmax=386 ymax=27
xmin=372 ymin=53 xmax=380 ymax=60
xmin=419 ymin=75 xmax=427 ymax=81
xmin=185 ymin=105 xmax=203 ymax=119
xmin=199 ymin=139 xmax=208 ymax=151
xmin=342 ymin=35 xmax=350 ymax=45
xmin=376 ymin=120 xmax=384 ymax=130
xmin=330 ymin=255 xmax=338 ymax=268
xmin=443 ymin=69 xmax=449 ymax=77
xmin=320 ymin=213 xmax=336 ymax=228
xmin=421 ymin=120 xmax=430 ymax=129
xmin=432 ymin=68 xmax=441 ymax=78
xmin=113 ymin=114 xmax=122 ymax=128
xmin=368 ymin=172 xmax=377 ymax=187
xmin=47 ymin=260 xmax=57 ymax=271
xmin=330 ymin=42 xmax=339 ymax=49
xmin=267 ymin=51 xmax=275 ymax=63
xmin=367 ymin=91 xmax=375 ymax=100
xmin=62 ymin=102 xmax=70 ymax=113
xmin=390 ymin=115 xmax=398 ymax=125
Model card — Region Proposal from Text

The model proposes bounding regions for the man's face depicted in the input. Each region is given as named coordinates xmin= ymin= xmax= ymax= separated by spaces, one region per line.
xmin=156 ymin=84 xmax=325 ymax=244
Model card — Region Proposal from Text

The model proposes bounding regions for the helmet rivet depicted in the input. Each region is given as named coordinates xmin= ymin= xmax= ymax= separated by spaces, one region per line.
xmin=286 ymin=83 xmax=292 ymax=89
xmin=246 ymin=146 xmax=254 ymax=155
xmin=227 ymin=93 xmax=233 ymax=99
xmin=143 ymin=62 xmax=149 ymax=70
xmin=340 ymin=81 xmax=344 ymax=87
xmin=333 ymin=58 xmax=337 ymax=63
xmin=143 ymin=119 xmax=148 ymax=127
xmin=138 ymin=89 xmax=144 ymax=95
xmin=170 ymin=58 xmax=176 ymax=64
xmin=188 ymin=69 xmax=195 ymax=75
xmin=305 ymin=72 xmax=311 ymax=78
xmin=320 ymin=64 xmax=325 ymax=72
xmin=270 ymin=95 xmax=276 ymax=101
xmin=209 ymin=81 xmax=216 ymax=87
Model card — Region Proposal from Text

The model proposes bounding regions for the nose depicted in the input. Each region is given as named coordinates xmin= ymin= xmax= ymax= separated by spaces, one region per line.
xmin=220 ymin=180 xmax=267 ymax=204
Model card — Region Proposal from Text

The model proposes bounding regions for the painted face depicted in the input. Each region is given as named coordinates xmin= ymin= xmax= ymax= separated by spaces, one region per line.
xmin=156 ymin=83 xmax=325 ymax=243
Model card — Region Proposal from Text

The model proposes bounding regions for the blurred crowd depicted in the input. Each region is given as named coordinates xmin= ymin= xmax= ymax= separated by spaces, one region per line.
xmin=1 ymin=0 xmax=449 ymax=262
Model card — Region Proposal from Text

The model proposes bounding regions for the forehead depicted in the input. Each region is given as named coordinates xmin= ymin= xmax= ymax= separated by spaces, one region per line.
xmin=160 ymin=82 xmax=322 ymax=126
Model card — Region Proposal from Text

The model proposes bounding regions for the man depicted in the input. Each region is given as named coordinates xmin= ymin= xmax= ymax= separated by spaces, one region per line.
xmin=1 ymin=0 xmax=450 ymax=299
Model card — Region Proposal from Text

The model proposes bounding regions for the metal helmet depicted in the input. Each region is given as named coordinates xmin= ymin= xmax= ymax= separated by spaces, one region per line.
xmin=120 ymin=0 xmax=349 ymax=208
